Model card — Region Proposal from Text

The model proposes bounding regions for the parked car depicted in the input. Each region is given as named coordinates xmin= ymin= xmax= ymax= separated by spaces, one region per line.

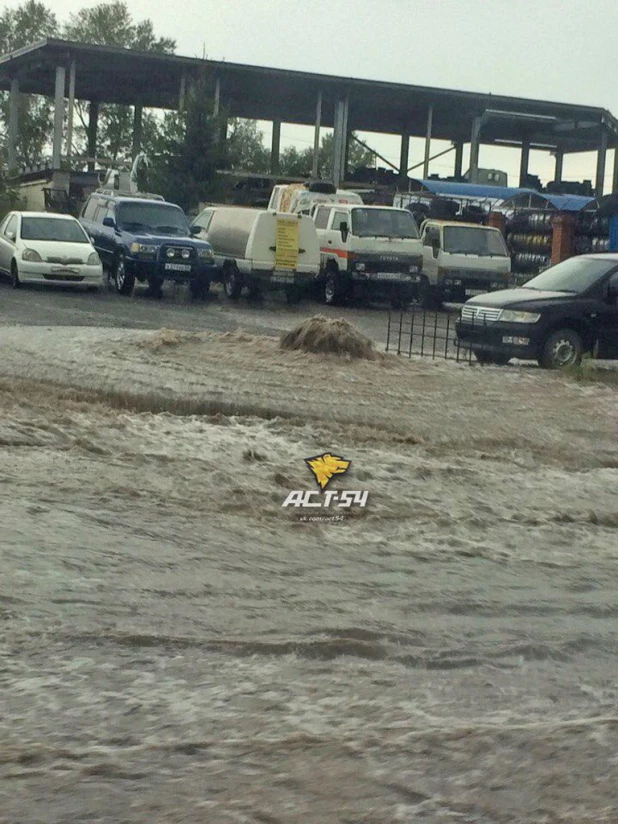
xmin=268 ymin=181 xmax=363 ymax=215
xmin=80 ymin=191 xmax=216 ymax=298
xmin=0 ymin=211 xmax=103 ymax=289
xmin=419 ymin=220 xmax=511 ymax=309
xmin=312 ymin=204 xmax=423 ymax=308
xmin=455 ymin=254 xmax=618 ymax=368
xmin=191 ymin=206 xmax=320 ymax=303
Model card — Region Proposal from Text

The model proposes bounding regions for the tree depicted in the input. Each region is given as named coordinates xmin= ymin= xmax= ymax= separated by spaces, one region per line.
xmin=63 ymin=1 xmax=176 ymax=164
xmin=224 ymin=119 xmax=270 ymax=173
xmin=0 ymin=0 xmax=58 ymax=168
xmin=148 ymin=72 xmax=221 ymax=211
xmin=277 ymin=132 xmax=376 ymax=179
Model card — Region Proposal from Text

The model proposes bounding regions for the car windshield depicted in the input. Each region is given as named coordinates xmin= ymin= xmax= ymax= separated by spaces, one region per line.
xmin=351 ymin=208 xmax=419 ymax=239
xmin=443 ymin=226 xmax=508 ymax=256
xmin=21 ymin=217 xmax=88 ymax=243
xmin=523 ymin=257 xmax=617 ymax=294
xmin=117 ymin=203 xmax=189 ymax=235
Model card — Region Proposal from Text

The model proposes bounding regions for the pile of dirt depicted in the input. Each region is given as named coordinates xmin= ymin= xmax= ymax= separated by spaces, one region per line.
xmin=137 ymin=329 xmax=203 ymax=350
xmin=279 ymin=315 xmax=378 ymax=360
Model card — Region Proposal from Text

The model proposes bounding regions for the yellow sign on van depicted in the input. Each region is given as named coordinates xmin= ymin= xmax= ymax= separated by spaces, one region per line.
xmin=275 ymin=217 xmax=299 ymax=270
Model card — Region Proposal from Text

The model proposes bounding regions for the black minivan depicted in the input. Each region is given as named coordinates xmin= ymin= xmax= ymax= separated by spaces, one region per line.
xmin=456 ymin=254 xmax=618 ymax=368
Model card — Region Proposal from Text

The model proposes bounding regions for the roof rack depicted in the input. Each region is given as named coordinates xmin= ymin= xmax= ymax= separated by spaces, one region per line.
xmin=94 ymin=187 xmax=165 ymax=201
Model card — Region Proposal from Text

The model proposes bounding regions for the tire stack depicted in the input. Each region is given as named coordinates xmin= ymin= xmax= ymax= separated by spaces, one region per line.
xmin=505 ymin=210 xmax=553 ymax=280
xmin=573 ymin=211 xmax=610 ymax=255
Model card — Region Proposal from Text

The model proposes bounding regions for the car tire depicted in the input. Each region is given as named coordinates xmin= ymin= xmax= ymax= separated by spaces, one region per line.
xmin=324 ymin=269 xmax=344 ymax=305
xmin=10 ymin=260 xmax=20 ymax=289
xmin=474 ymin=351 xmax=511 ymax=366
xmin=223 ymin=263 xmax=242 ymax=300
xmin=539 ymin=328 xmax=583 ymax=369
xmin=418 ymin=277 xmax=442 ymax=311
xmin=114 ymin=253 xmax=135 ymax=296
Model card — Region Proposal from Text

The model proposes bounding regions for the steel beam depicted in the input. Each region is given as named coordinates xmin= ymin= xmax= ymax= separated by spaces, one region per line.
xmin=311 ymin=90 xmax=322 ymax=178
xmin=595 ymin=128 xmax=608 ymax=196
xmin=132 ymin=104 xmax=143 ymax=159
xmin=8 ymin=77 xmax=19 ymax=174
xmin=454 ymin=141 xmax=463 ymax=178
xmin=87 ymin=100 xmax=99 ymax=172
xmin=52 ymin=64 xmax=66 ymax=169
xmin=66 ymin=60 xmax=76 ymax=165
xmin=469 ymin=117 xmax=482 ymax=183
xmin=554 ymin=148 xmax=564 ymax=183
xmin=423 ymin=105 xmax=433 ymax=178
xmin=271 ymin=119 xmax=281 ymax=174
xmin=518 ymin=138 xmax=530 ymax=187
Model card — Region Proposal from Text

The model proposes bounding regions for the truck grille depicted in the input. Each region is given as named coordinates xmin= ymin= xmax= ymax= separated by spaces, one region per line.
xmin=46 ymin=256 xmax=84 ymax=264
xmin=361 ymin=255 xmax=421 ymax=274
xmin=461 ymin=305 xmax=502 ymax=324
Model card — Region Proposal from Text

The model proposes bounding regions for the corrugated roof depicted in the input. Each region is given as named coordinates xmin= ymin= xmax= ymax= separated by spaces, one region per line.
xmin=413 ymin=180 xmax=538 ymax=200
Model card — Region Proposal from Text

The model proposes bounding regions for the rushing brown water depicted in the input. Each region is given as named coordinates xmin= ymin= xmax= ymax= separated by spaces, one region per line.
xmin=1 ymin=327 xmax=618 ymax=823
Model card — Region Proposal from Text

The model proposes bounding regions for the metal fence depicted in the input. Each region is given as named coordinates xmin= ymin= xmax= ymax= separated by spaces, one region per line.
xmin=385 ymin=306 xmax=489 ymax=363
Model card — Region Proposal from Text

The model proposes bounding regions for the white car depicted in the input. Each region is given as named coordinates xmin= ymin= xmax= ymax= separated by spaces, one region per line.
xmin=0 ymin=211 xmax=103 ymax=289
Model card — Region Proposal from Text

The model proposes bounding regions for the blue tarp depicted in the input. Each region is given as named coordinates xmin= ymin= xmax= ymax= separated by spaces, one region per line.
xmin=541 ymin=194 xmax=595 ymax=211
xmin=413 ymin=179 xmax=538 ymax=200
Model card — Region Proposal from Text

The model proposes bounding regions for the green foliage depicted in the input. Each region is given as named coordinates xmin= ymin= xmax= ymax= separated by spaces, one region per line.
xmin=224 ymin=119 xmax=270 ymax=173
xmin=0 ymin=0 xmax=58 ymax=168
xmin=0 ymin=169 xmax=23 ymax=218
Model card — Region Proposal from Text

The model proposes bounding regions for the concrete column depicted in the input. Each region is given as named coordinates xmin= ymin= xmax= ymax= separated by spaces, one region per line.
xmin=554 ymin=148 xmax=564 ymax=183
xmin=612 ymin=149 xmax=618 ymax=194
xmin=469 ymin=117 xmax=482 ymax=183
xmin=132 ymin=104 xmax=143 ymax=159
xmin=270 ymin=119 xmax=281 ymax=174
xmin=179 ymin=72 xmax=187 ymax=112
xmin=52 ymin=64 xmax=66 ymax=169
xmin=518 ymin=138 xmax=530 ymax=188
xmin=66 ymin=60 xmax=76 ymax=165
xmin=332 ymin=96 xmax=348 ymax=188
xmin=551 ymin=213 xmax=575 ymax=265
xmin=87 ymin=100 xmax=99 ymax=172
xmin=423 ymin=105 xmax=433 ymax=179
xmin=399 ymin=131 xmax=410 ymax=182
xmin=8 ymin=77 xmax=19 ymax=174
xmin=595 ymin=128 xmax=608 ymax=197
xmin=213 ymin=76 xmax=221 ymax=117
xmin=454 ymin=141 xmax=464 ymax=179
xmin=311 ymin=90 xmax=322 ymax=178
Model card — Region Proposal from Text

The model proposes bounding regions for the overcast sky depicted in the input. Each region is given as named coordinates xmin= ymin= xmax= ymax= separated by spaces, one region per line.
xmin=24 ymin=0 xmax=618 ymax=187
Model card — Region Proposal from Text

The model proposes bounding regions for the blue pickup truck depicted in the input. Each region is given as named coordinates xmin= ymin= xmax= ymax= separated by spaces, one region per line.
xmin=79 ymin=190 xmax=217 ymax=299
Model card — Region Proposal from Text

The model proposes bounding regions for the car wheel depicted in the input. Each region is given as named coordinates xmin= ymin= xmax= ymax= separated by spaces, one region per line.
xmin=539 ymin=328 xmax=583 ymax=369
xmin=114 ymin=253 xmax=135 ymax=296
xmin=224 ymin=264 xmax=242 ymax=300
xmin=10 ymin=260 xmax=20 ymax=289
xmin=418 ymin=277 xmax=441 ymax=310
xmin=474 ymin=351 xmax=511 ymax=366
xmin=285 ymin=284 xmax=302 ymax=305
xmin=324 ymin=270 xmax=343 ymax=305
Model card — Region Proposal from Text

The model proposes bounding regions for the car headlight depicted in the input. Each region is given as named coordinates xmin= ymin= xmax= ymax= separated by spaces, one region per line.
xmin=87 ymin=252 xmax=100 ymax=266
xmin=408 ymin=264 xmax=419 ymax=274
xmin=130 ymin=242 xmax=157 ymax=255
xmin=198 ymin=248 xmax=214 ymax=261
xmin=355 ymin=262 xmax=366 ymax=272
xmin=181 ymin=248 xmax=191 ymax=259
xmin=22 ymin=248 xmax=42 ymax=262
xmin=499 ymin=309 xmax=541 ymax=323
xmin=166 ymin=248 xmax=175 ymax=259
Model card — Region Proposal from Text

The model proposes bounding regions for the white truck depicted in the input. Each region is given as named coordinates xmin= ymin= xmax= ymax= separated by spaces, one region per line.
xmin=311 ymin=203 xmax=423 ymax=307
xmin=190 ymin=206 xmax=320 ymax=303
xmin=419 ymin=220 xmax=512 ymax=309
xmin=268 ymin=181 xmax=363 ymax=216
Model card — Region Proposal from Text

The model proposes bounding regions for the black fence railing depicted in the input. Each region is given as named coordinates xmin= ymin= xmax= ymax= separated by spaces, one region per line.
xmin=385 ymin=306 xmax=490 ymax=363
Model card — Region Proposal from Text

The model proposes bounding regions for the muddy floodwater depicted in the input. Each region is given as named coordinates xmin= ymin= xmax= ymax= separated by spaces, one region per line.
xmin=1 ymin=326 xmax=618 ymax=823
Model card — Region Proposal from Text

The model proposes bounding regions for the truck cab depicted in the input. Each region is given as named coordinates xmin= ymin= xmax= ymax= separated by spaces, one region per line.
xmin=312 ymin=204 xmax=423 ymax=307
xmin=419 ymin=220 xmax=511 ymax=309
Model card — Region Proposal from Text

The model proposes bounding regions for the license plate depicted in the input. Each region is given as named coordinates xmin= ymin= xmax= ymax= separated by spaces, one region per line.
xmin=375 ymin=272 xmax=405 ymax=281
xmin=465 ymin=288 xmax=485 ymax=296
xmin=165 ymin=263 xmax=192 ymax=272
xmin=271 ymin=272 xmax=295 ymax=283
xmin=52 ymin=267 xmax=79 ymax=275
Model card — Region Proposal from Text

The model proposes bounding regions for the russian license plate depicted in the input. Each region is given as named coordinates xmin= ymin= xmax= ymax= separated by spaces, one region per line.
xmin=271 ymin=271 xmax=295 ymax=283
xmin=52 ymin=267 xmax=79 ymax=275
xmin=465 ymin=288 xmax=485 ymax=296
xmin=376 ymin=272 xmax=405 ymax=281
xmin=165 ymin=263 xmax=191 ymax=272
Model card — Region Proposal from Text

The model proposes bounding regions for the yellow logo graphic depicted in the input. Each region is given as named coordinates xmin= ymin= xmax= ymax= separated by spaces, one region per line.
xmin=305 ymin=453 xmax=351 ymax=491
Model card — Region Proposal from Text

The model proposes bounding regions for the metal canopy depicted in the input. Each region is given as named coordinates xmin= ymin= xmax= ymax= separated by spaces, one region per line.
xmin=1 ymin=38 xmax=617 ymax=153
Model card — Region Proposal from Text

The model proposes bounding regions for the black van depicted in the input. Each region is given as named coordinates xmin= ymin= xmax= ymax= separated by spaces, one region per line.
xmin=455 ymin=254 xmax=618 ymax=368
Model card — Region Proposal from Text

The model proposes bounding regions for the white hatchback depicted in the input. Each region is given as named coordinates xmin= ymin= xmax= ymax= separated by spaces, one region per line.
xmin=0 ymin=211 xmax=103 ymax=289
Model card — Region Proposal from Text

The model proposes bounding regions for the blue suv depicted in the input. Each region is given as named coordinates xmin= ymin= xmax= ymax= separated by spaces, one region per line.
xmin=80 ymin=191 xmax=217 ymax=299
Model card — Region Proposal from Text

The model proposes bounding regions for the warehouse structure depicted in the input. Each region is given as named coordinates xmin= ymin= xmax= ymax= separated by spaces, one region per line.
xmin=1 ymin=38 xmax=618 ymax=195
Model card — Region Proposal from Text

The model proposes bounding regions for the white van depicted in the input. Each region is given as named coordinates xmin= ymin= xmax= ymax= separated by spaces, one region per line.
xmin=419 ymin=220 xmax=511 ymax=309
xmin=312 ymin=203 xmax=423 ymax=307
xmin=191 ymin=206 xmax=320 ymax=303
xmin=268 ymin=182 xmax=364 ymax=215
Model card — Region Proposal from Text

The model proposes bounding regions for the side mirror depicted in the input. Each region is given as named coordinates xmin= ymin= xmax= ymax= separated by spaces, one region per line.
xmin=340 ymin=221 xmax=349 ymax=242
xmin=90 ymin=236 xmax=96 ymax=245
xmin=102 ymin=216 xmax=115 ymax=229
xmin=189 ymin=225 xmax=201 ymax=236
xmin=6 ymin=230 xmax=16 ymax=242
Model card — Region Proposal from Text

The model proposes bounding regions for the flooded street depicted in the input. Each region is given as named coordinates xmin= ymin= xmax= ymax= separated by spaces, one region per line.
xmin=1 ymin=314 xmax=618 ymax=823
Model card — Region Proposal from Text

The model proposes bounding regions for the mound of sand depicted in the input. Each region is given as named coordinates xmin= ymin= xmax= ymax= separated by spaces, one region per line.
xmin=279 ymin=315 xmax=378 ymax=360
